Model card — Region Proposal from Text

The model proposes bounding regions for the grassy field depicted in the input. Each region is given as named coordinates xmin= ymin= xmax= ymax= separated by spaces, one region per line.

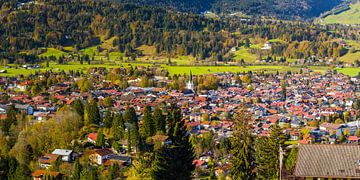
xmin=323 ymin=2 xmax=360 ymax=25
xmin=232 ymin=47 xmax=258 ymax=63
xmin=39 ymin=48 xmax=68 ymax=58
xmin=336 ymin=67 xmax=360 ymax=77
xmin=339 ymin=51 xmax=360 ymax=63
xmin=1 ymin=61 xmax=358 ymax=77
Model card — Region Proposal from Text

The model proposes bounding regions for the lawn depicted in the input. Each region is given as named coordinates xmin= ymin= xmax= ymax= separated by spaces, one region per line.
xmin=285 ymin=140 xmax=298 ymax=145
xmin=339 ymin=51 xmax=360 ymax=63
xmin=323 ymin=2 xmax=360 ymax=25
xmin=336 ymin=68 xmax=360 ymax=77
xmin=0 ymin=62 xmax=358 ymax=77
xmin=109 ymin=52 xmax=124 ymax=61
xmin=39 ymin=48 xmax=68 ymax=59
xmin=80 ymin=46 xmax=98 ymax=57
xmin=232 ymin=47 xmax=258 ymax=63
xmin=166 ymin=65 xmax=291 ymax=75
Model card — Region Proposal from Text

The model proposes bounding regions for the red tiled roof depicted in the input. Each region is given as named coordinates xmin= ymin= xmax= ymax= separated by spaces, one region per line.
xmin=0 ymin=114 xmax=7 ymax=120
xmin=193 ymin=160 xmax=205 ymax=167
xmin=88 ymin=133 xmax=97 ymax=142
xmin=32 ymin=170 xmax=61 ymax=177
xmin=349 ymin=136 xmax=358 ymax=141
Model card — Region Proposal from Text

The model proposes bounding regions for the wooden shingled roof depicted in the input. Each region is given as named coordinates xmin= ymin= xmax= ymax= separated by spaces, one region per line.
xmin=294 ymin=144 xmax=360 ymax=178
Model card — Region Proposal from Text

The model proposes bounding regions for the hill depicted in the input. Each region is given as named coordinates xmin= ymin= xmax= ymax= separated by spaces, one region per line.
xmin=321 ymin=1 xmax=360 ymax=24
xmin=211 ymin=0 xmax=343 ymax=19
xmin=114 ymin=0 xmax=343 ymax=19
xmin=0 ymin=0 xmax=359 ymax=67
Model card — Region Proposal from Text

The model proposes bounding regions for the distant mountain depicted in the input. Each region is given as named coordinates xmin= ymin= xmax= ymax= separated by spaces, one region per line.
xmin=114 ymin=0 xmax=343 ymax=19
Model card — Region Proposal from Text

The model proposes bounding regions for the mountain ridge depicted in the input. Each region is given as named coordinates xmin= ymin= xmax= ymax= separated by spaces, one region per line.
xmin=113 ymin=0 xmax=344 ymax=19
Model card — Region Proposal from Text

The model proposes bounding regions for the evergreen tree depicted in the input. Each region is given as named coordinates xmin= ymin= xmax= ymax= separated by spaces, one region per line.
xmin=80 ymin=166 xmax=98 ymax=180
xmin=285 ymin=147 xmax=298 ymax=174
xmin=125 ymin=107 xmax=140 ymax=152
xmin=96 ymin=130 xmax=105 ymax=147
xmin=281 ymin=79 xmax=286 ymax=100
xmin=255 ymin=124 xmax=286 ymax=179
xmin=72 ymin=158 xmax=82 ymax=180
xmin=153 ymin=107 xmax=166 ymax=134
xmin=108 ymin=163 xmax=118 ymax=180
xmin=167 ymin=105 xmax=182 ymax=139
xmin=152 ymin=107 xmax=194 ymax=179
xmin=230 ymin=107 xmax=255 ymax=179
xmin=11 ymin=164 xmax=31 ymax=180
xmin=111 ymin=113 xmax=125 ymax=141
xmin=129 ymin=122 xmax=140 ymax=153
xmin=124 ymin=107 xmax=137 ymax=124
xmin=142 ymin=106 xmax=155 ymax=138
xmin=2 ymin=104 xmax=17 ymax=133
xmin=84 ymin=99 xmax=101 ymax=125
xmin=103 ymin=109 xmax=113 ymax=128
xmin=72 ymin=99 xmax=84 ymax=118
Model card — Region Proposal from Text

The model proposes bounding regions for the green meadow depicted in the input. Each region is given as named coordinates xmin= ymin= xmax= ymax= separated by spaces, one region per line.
xmin=39 ymin=48 xmax=67 ymax=59
xmin=323 ymin=2 xmax=360 ymax=25
xmin=0 ymin=62 xmax=358 ymax=77
xmin=3 ymin=43 xmax=359 ymax=77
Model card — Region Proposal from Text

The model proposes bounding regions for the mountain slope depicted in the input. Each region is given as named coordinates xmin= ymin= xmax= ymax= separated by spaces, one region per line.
xmin=114 ymin=0 xmax=343 ymax=19
xmin=322 ymin=1 xmax=360 ymax=24
xmin=211 ymin=0 xmax=343 ymax=19
xmin=111 ymin=0 xmax=214 ymax=13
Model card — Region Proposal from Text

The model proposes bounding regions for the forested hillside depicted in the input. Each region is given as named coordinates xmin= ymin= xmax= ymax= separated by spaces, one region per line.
xmin=112 ymin=0 xmax=214 ymax=14
xmin=115 ymin=0 xmax=343 ymax=19
xmin=212 ymin=0 xmax=343 ymax=19
xmin=0 ymin=0 xmax=359 ymax=65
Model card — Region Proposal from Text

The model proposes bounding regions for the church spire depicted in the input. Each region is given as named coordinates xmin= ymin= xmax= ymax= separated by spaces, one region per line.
xmin=189 ymin=70 xmax=193 ymax=81
xmin=187 ymin=70 xmax=194 ymax=91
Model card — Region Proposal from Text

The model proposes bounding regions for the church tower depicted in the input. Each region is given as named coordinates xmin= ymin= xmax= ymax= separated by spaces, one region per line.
xmin=187 ymin=71 xmax=194 ymax=91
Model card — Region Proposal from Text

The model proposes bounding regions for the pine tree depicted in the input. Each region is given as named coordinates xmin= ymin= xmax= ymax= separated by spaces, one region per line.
xmin=72 ymin=158 xmax=81 ymax=180
xmin=281 ymin=79 xmax=286 ymax=100
xmin=80 ymin=166 xmax=98 ymax=180
xmin=108 ymin=163 xmax=118 ymax=180
xmin=167 ymin=105 xmax=182 ymax=139
xmin=255 ymin=124 xmax=285 ymax=179
xmin=152 ymin=107 xmax=195 ymax=179
xmin=124 ymin=107 xmax=140 ymax=152
xmin=230 ymin=107 xmax=255 ymax=179
xmin=142 ymin=106 xmax=155 ymax=138
xmin=72 ymin=99 xmax=84 ymax=118
xmin=285 ymin=147 xmax=298 ymax=173
xmin=129 ymin=122 xmax=140 ymax=153
xmin=84 ymin=100 xmax=101 ymax=125
xmin=2 ymin=104 xmax=17 ymax=133
xmin=103 ymin=109 xmax=113 ymax=128
xmin=124 ymin=107 xmax=137 ymax=124
xmin=111 ymin=113 xmax=125 ymax=141
xmin=96 ymin=130 xmax=105 ymax=147
xmin=153 ymin=107 xmax=166 ymax=134
xmin=152 ymin=107 xmax=194 ymax=179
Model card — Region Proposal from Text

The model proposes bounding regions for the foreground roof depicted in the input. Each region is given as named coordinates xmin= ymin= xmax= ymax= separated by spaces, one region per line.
xmin=294 ymin=144 xmax=360 ymax=178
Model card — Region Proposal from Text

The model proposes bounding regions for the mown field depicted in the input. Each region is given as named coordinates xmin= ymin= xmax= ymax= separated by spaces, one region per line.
xmin=0 ymin=62 xmax=358 ymax=77
xmin=322 ymin=2 xmax=360 ymax=25
xmin=4 ymin=40 xmax=360 ymax=77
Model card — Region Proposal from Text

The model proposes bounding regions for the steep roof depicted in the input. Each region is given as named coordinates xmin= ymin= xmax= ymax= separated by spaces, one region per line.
xmin=294 ymin=144 xmax=360 ymax=178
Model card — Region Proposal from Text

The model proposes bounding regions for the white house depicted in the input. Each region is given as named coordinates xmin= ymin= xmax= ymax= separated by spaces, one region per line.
xmin=52 ymin=149 xmax=74 ymax=162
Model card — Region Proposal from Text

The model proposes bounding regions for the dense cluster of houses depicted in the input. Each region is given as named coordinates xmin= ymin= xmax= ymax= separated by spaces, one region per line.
xmin=0 ymin=68 xmax=359 ymax=178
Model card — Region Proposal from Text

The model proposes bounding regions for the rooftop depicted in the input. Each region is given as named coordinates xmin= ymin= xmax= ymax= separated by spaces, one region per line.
xmin=294 ymin=144 xmax=360 ymax=178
